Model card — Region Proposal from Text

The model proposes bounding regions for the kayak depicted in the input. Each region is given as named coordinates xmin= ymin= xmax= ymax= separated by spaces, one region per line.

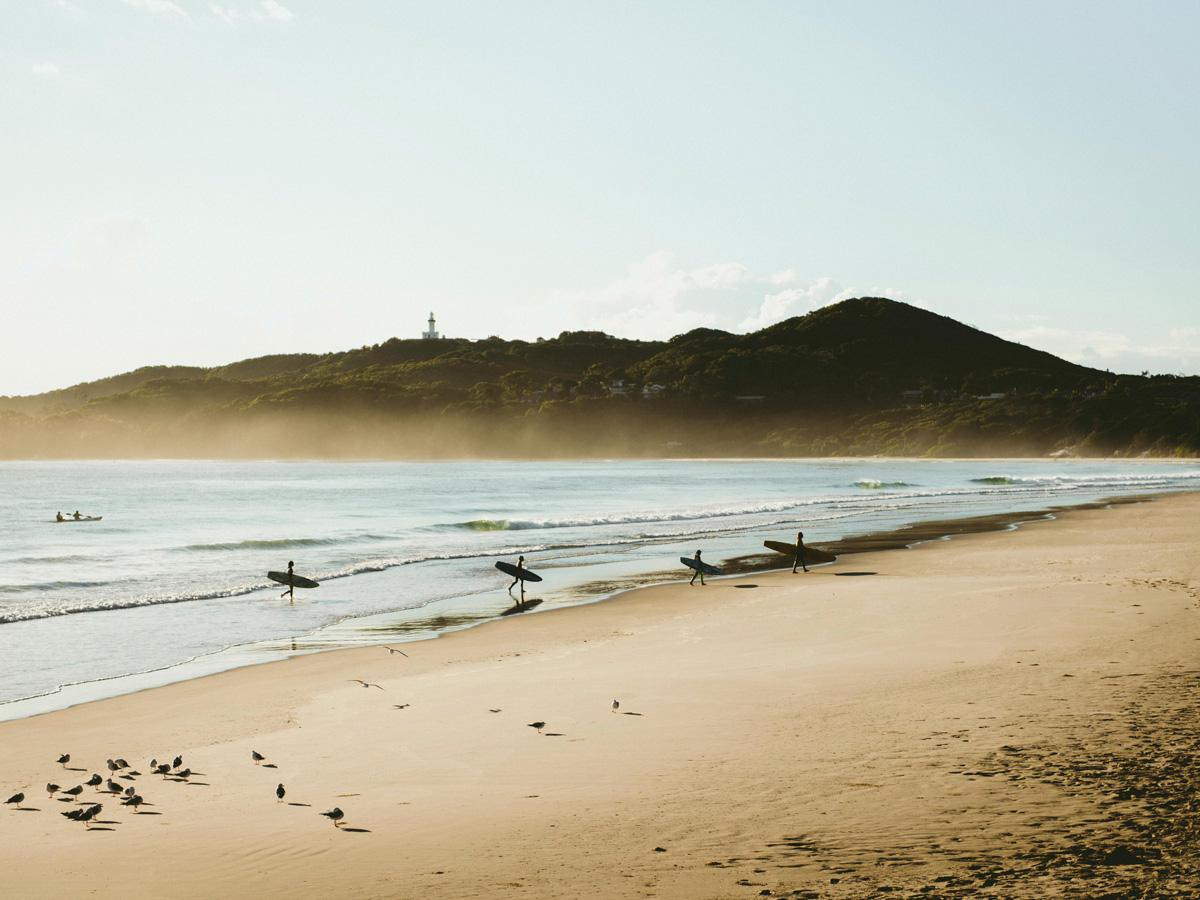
xmin=55 ymin=516 xmax=103 ymax=523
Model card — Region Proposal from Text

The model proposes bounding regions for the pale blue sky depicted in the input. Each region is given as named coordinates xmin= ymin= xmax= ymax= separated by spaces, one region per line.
xmin=2 ymin=1 xmax=1198 ymax=395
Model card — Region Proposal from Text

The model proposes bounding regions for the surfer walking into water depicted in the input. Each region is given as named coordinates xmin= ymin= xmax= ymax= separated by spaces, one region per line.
xmin=690 ymin=550 xmax=705 ymax=586
xmin=281 ymin=560 xmax=295 ymax=600
xmin=793 ymin=531 xmax=808 ymax=574
xmin=507 ymin=556 xmax=526 ymax=594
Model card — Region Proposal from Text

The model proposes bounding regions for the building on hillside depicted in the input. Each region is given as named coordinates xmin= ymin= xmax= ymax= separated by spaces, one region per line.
xmin=422 ymin=312 xmax=440 ymax=340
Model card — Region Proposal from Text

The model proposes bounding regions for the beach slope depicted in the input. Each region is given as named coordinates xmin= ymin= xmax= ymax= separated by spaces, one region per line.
xmin=2 ymin=494 xmax=1198 ymax=898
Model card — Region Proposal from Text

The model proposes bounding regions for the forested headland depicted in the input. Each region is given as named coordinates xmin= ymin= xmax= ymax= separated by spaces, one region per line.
xmin=2 ymin=298 xmax=1197 ymax=459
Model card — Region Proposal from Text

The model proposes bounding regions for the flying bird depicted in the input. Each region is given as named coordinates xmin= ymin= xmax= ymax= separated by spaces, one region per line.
xmin=4 ymin=792 xmax=23 ymax=807
xmin=527 ymin=721 xmax=546 ymax=734
xmin=319 ymin=807 xmax=344 ymax=826
xmin=349 ymin=680 xmax=384 ymax=690
xmin=251 ymin=751 xmax=266 ymax=765
xmin=276 ymin=784 xmax=286 ymax=802
xmin=57 ymin=753 xmax=70 ymax=767
xmin=382 ymin=646 xmax=408 ymax=657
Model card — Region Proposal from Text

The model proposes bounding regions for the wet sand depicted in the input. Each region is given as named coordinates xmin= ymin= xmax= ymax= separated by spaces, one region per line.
xmin=0 ymin=492 xmax=1197 ymax=899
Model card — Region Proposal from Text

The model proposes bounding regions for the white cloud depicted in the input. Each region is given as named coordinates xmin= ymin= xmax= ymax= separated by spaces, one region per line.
xmin=261 ymin=0 xmax=293 ymax=22
xmin=211 ymin=1 xmax=294 ymax=24
xmin=999 ymin=325 xmax=1200 ymax=376
xmin=737 ymin=277 xmax=852 ymax=332
xmin=121 ymin=0 xmax=190 ymax=21
xmin=517 ymin=253 xmax=905 ymax=342
xmin=31 ymin=63 xmax=61 ymax=78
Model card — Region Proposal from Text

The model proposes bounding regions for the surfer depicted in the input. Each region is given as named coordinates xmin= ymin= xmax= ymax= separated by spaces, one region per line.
xmin=794 ymin=531 xmax=808 ymax=574
xmin=280 ymin=560 xmax=295 ymax=600
xmin=507 ymin=556 xmax=526 ymax=594
xmin=690 ymin=550 xmax=705 ymax=586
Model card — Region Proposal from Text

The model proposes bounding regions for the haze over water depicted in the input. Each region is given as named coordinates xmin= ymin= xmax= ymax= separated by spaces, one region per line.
xmin=1 ymin=458 xmax=1197 ymax=717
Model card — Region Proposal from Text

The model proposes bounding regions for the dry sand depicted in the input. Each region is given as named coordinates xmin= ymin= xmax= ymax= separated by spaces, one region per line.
xmin=2 ymin=493 xmax=1198 ymax=899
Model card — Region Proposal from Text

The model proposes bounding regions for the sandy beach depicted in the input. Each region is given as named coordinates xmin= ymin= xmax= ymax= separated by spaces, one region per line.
xmin=2 ymin=492 xmax=1198 ymax=899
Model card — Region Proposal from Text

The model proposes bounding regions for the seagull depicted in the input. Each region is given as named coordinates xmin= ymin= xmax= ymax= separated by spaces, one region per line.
xmin=57 ymin=753 xmax=71 ymax=767
xmin=349 ymin=680 xmax=384 ymax=690
xmin=106 ymin=759 xmax=120 ymax=773
xmin=121 ymin=794 xmax=143 ymax=811
xmin=276 ymin=784 xmax=286 ymax=802
xmin=149 ymin=758 xmax=157 ymax=771
xmin=86 ymin=774 xmax=102 ymax=787
xmin=528 ymin=721 xmax=546 ymax=734
xmin=4 ymin=792 xmax=23 ymax=807
xmin=382 ymin=646 xmax=408 ymax=657
xmin=113 ymin=758 xmax=129 ymax=770
xmin=251 ymin=750 xmax=266 ymax=765
xmin=171 ymin=756 xmax=183 ymax=769
xmin=80 ymin=804 xmax=102 ymax=828
xmin=155 ymin=764 xmax=172 ymax=776
xmin=612 ymin=699 xmax=620 ymax=713
xmin=175 ymin=768 xmax=192 ymax=781
xmin=46 ymin=783 xmax=60 ymax=797
xmin=124 ymin=786 xmax=137 ymax=797
xmin=62 ymin=807 xmax=85 ymax=821
xmin=106 ymin=779 xmax=123 ymax=794
xmin=392 ymin=704 xmax=410 ymax=710
xmin=319 ymin=807 xmax=344 ymax=827
xmin=62 ymin=785 xmax=84 ymax=798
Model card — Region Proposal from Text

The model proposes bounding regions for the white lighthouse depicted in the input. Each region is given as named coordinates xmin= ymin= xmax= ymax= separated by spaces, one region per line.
xmin=422 ymin=312 xmax=440 ymax=340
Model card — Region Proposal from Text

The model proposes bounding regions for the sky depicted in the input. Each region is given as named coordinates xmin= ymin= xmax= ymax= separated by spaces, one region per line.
xmin=2 ymin=1 xmax=1199 ymax=396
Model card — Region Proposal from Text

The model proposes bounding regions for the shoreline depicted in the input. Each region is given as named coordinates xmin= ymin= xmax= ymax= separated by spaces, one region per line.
xmin=0 ymin=491 xmax=1177 ymax=724
xmin=1 ymin=491 xmax=1197 ymax=897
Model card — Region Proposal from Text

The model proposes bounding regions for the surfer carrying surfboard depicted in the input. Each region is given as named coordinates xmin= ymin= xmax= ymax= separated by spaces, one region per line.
xmin=507 ymin=556 xmax=526 ymax=593
xmin=690 ymin=550 xmax=705 ymax=586
xmin=281 ymin=560 xmax=295 ymax=600
xmin=793 ymin=531 xmax=808 ymax=574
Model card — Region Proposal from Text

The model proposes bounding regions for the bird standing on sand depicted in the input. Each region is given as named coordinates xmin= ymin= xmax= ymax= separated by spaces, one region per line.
xmin=106 ymin=779 xmax=123 ymax=794
xmin=121 ymin=794 xmax=143 ymax=811
xmin=612 ymin=700 xmax=620 ymax=713
xmin=175 ymin=768 xmax=192 ymax=781
xmin=46 ymin=783 xmax=60 ymax=798
xmin=276 ymin=784 xmax=286 ymax=802
xmin=251 ymin=750 xmax=265 ymax=765
xmin=528 ymin=721 xmax=545 ymax=734
xmin=57 ymin=753 xmax=70 ymax=768
xmin=86 ymin=774 xmax=102 ymax=788
xmin=383 ymin=646 xmax=408 ymax=657
xmin=5 ymin=792 xmax=24 ymax=808
xmin=106 ymin=759 xmax=120 ymax=773
xmin=319 ymin=807 xmax=344 ymax=826
xmin=172 ymin=756 xmax=183 ymax=769
xmin=349 ymin=680 xmax=384 ymax=690
xmin=62 ymin=785 xmax=83 ymax=799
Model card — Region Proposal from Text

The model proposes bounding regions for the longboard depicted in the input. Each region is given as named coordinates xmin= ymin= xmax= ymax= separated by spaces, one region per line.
xmin=763 ymin=540 xmax=837 ymax=564
xmin=267 ymin=571 xmax=320 ymax=589
xmin=495 ymin=561 xmax=542 ymax=582
xmin=680 ymin=557 xmax=724 ymax=576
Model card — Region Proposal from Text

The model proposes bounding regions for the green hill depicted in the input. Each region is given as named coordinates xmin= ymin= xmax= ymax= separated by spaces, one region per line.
xmin=1 ymin=298 xmax=1196 ymax=459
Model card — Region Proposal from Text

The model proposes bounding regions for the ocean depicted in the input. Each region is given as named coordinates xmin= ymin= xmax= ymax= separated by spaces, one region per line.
xmin=1 ymin=458 xmax=1197 ymax=719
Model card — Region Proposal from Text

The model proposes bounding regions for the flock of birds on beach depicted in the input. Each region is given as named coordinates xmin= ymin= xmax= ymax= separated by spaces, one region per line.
xmin=3 ymin=749 xmax=351 ymax=832
xmin=5 ymin=644 xmax=630 ymax=836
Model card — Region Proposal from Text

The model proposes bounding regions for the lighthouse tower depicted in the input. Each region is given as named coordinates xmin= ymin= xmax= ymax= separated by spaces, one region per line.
xmin=422 ymin=312 xmax=440 ymax=340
